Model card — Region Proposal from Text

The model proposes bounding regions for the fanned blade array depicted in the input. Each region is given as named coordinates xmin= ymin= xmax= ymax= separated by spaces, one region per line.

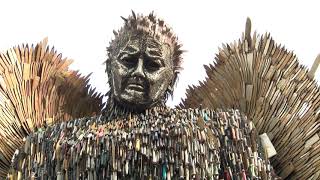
xmin=0 ymin=38 xmax=105 ymax=178
xmin=180 ymin=19 xmax=320 ymax=179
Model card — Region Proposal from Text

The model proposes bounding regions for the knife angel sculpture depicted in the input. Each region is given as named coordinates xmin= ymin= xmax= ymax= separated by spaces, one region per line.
xmin=0 ymin=12 xmax=319 ymax=180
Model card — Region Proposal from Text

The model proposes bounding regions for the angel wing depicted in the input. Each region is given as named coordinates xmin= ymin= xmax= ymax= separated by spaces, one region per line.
xmin=179 ymin=18 xmax=320 ymax=179
xmin=0 ymin=38 xmax=105 ymax=178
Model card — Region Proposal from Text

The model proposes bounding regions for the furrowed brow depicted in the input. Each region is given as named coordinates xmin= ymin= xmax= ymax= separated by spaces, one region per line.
xmin=146 ymin=47 xmax=163 ymax=57
xmin=118 ymin=45 xmax=139 ymax=58
xmin=145 ymin=48 xmax=165 ymax=66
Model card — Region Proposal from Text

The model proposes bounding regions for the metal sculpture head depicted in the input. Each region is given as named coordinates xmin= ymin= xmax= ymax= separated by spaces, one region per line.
xmin=106 ymin=11 xmax=183 ymax=112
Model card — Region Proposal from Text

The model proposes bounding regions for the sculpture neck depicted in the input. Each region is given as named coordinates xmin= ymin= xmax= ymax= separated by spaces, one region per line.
xmin=103 ymin=95 xmax=166 ymax=121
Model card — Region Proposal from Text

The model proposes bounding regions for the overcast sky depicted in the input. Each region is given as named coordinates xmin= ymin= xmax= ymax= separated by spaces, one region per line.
xmin=0 ymin=0 xmax=319 ymax=107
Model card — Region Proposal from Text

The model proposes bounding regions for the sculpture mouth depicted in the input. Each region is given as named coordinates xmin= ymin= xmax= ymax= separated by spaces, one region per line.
xmin=127 ymin=83 xmax=144 ymax=91
xmin=125 ymin=77 xmax=147 ymax=92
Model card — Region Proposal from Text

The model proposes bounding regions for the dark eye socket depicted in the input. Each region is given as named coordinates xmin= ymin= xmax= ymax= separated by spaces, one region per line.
xmin=145 ymin=59 xmax=161 ymax=71
xmin=144 ymin=55 xmax=161 ymax=71
xmin=121 ymin=56 xmax=137 ymax=68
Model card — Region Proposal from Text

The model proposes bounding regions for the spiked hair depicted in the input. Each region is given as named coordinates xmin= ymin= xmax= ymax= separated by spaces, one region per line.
xmin=106 ymin=11 xmax=183 ymax=102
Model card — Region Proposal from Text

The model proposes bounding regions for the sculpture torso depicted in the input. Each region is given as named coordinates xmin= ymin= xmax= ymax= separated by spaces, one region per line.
xmin=10 ymin=107 xmax=273 ymax=179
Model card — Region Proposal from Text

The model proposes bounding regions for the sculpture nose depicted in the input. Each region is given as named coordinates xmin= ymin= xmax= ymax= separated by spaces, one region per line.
xmin=132 ymin=57 xmax=145 ymax=77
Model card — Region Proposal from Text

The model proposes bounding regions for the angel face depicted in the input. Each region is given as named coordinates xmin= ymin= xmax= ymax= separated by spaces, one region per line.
xmin=110 ymin=33 xmax=174 ymax=110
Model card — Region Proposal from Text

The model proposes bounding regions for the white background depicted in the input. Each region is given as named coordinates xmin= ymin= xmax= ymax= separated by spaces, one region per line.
xmin=0 ymin=0 xmax=319 ymax=107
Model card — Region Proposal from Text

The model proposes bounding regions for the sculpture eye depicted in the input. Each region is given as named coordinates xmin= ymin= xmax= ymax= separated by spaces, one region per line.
xmin=144 ymin=49 xmax=164 ymax=71
xmin=145 ymin=59 xmax=161 ymax=71
xmin=121 ymin=55 xmax=137 ymax=68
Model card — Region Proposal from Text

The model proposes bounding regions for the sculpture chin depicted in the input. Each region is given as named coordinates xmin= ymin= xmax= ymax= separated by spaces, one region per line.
xmin=115 ymin=91 xmax=151 ymax=110
xmin=123 ymin=88 xmax=145 ymax=100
